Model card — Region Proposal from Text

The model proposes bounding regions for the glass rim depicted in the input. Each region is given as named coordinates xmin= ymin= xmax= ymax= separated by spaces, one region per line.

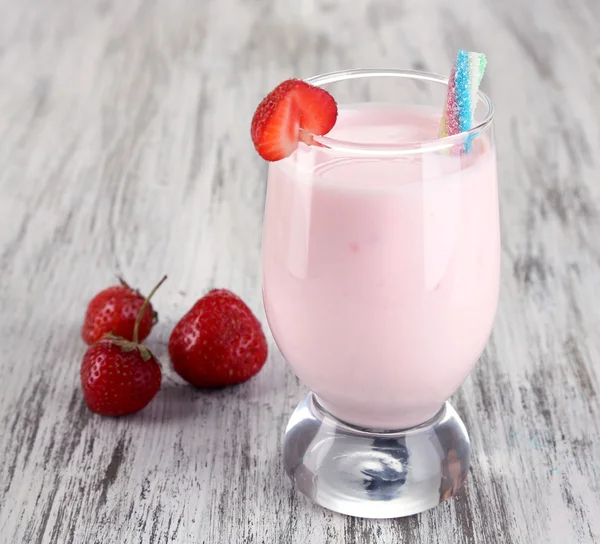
xmin=304 ymin=68 xmax=494 ymax=156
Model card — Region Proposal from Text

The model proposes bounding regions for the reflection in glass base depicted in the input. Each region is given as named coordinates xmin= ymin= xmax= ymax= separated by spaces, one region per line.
xmin=283 ymin=393 xmax=471 ymax=518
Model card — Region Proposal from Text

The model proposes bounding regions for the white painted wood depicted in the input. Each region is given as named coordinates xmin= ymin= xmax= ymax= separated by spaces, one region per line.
xmin=0 ymin=0 xmax=599 ymax=542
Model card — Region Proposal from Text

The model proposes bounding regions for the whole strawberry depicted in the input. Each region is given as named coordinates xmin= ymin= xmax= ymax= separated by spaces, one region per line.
xmin=169 ymin=289 xmax=268 ymax=387
xmin=81 ymin=276 xmax=166 ymax=416
xmin=81 ymin=279 xmax=157 ymax=345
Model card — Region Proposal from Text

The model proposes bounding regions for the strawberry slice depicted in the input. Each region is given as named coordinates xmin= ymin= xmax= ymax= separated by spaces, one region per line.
xmin=251 ymin=79 xmax=338 ymax=161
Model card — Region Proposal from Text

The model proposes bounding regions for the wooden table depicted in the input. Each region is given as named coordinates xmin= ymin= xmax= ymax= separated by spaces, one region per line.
xmin=1 ymin=0 xmax=599 ymax=542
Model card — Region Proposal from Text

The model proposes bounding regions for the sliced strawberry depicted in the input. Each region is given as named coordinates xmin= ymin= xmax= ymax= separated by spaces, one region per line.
xmin=251 ymin=79 xmax=337 ymax=161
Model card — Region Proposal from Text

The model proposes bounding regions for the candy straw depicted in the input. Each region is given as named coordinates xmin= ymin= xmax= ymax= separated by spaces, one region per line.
xmin=439 ymin=50 xmax=487 ymax=152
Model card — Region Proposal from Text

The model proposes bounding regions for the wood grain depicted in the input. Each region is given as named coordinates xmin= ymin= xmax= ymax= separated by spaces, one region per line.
xmin=0 ymin=0 xmax=599 ymax=542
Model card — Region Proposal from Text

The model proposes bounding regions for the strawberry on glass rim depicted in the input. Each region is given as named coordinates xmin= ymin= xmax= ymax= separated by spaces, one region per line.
xmin=250 ymin=79 xmax=338 ymax=161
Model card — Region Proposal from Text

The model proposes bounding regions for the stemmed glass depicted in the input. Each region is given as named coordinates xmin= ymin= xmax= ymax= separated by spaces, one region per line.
xmin=262 ymin=69 xmax=498 ymax=518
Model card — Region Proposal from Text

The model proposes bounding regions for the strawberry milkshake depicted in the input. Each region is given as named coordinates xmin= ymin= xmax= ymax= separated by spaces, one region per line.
xmin=262 ymin=103 xmax=499 ymax=429
xmin=252 ymin=62 xmax=498 ymax=517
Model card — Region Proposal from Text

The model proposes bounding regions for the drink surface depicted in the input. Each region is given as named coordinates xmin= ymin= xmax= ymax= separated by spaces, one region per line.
xmin=262 ymin=104 xmax=499 ymax=429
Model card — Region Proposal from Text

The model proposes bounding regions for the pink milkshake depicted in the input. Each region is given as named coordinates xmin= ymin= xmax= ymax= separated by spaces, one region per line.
xmin=262 ymin=104 xmax=499 ymax=429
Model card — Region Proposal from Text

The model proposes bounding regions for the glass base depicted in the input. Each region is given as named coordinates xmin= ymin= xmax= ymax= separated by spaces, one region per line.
xmin=283 ymin=393 xmax=471 ymax=518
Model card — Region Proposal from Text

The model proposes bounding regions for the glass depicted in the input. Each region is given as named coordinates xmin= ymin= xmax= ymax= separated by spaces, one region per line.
xmin=261 ymin=69 xmax=499 ymax=518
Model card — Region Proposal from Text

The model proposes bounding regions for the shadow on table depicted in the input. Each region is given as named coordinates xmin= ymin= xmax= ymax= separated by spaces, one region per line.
xmin=138 ymin=378 xmax=236 ymax=424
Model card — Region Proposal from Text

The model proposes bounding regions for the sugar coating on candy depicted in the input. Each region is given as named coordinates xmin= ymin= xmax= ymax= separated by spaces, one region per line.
xmin=456 ymin=50 xmax=471 ymax=133
xmin=440 ymin=68 xmax=460 ymax=137
xmin=439 ymin=50 xmax=487 ymax=151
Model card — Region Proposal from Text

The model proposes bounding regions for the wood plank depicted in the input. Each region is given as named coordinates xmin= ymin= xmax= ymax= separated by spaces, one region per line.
xmin=0 ymin=0 xmax=598 ymax=542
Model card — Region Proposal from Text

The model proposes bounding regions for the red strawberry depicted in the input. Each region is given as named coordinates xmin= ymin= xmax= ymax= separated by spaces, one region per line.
xmin=80 ymin=276 xmax=166 ymax=416
xmin=168 ymin=289 xmax=268 ymax=387
xmin=81 ymin=338 xmax=162 ymax=416
xmin=251 ymin=78 xmax=338 ymax=161
xmin=81 ymin=279 xmax=156 ymax=345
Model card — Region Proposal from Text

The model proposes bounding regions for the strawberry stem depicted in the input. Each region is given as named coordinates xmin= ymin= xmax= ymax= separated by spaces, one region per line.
xmin=133 ymin=275 xmax=167 ymax=344
xmin=117 ymin=276 xmax=132 ymax=290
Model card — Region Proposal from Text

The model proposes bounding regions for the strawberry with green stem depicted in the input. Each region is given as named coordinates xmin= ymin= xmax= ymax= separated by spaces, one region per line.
xmin=81 ymin=278 xmax=158 ymax=345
